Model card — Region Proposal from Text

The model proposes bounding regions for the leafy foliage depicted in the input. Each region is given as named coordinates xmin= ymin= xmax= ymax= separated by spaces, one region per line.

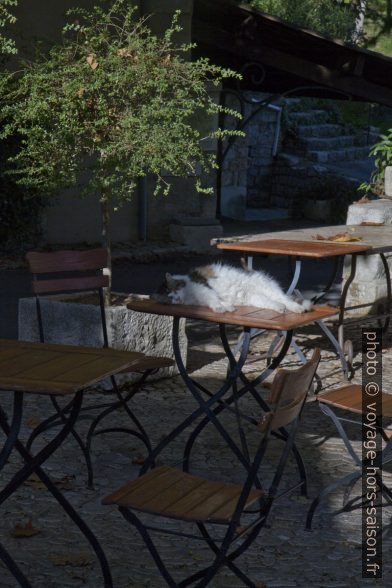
xmin=0 ymin=0 xmax=241 ymax=206
xmin=294 ymin=175 xmax=359 ymax=223
xmin=362 ymin=0 xmax=392 ymax=56
xmin=243 ymin=0 xmax=356 ymax=41
xmin=359 ymin=129 xmax=392 ymax=196
xmin=0 ymin=136 xmax=43 ymax=250
xmin=0 ymin=0 xmax=17 ymax=55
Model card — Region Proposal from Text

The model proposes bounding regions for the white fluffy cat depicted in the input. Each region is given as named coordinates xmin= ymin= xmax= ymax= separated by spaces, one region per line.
xmin=155 ymin=263 xmax=312 ymax=314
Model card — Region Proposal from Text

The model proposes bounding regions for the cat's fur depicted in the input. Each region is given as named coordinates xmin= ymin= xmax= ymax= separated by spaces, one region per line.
xmin=154 ymin=262 xmax=312 ymax=314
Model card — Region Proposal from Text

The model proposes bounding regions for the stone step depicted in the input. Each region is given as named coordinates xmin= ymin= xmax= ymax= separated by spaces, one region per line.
xmin=289 ymin=109 xmax=329 ymax=124
xmin=243 ymin=207 xmax=289 ymax=221
xmin=308 ymin=146 xmax=371 ymax=163
xmin=296 ymin=123 xmax=343 ymax=138
xmin=284 ymin=98 xmax=302 ymax=104
xmin=299 ymin=135 xmax=355 ymax=150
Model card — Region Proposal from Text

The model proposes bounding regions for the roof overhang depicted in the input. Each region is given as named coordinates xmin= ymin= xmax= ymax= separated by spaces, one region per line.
xmin=192 ymin=0 xmax=392 ymax=107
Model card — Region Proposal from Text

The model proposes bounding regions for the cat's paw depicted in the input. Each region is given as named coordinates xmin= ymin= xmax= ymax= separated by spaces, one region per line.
xmin=293 ymin=297 xmax=312 ymax=312
xmin=211 ymin=305 xmax=227 ymax=313
xmin=212 ymin=304 xmax=235 ymax=313
xmin=301 ymin=299 xmax=312 ymax=312
xmin=288 ymin=302 xmax=306 ymax=314
xmin=272 ymin=303 xmax=287 ymax=314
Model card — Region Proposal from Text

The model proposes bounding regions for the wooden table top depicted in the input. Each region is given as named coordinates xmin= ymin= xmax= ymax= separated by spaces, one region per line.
xmin=212 ymin=224 xmax=392 ymax=255
xmin=126 ymin=299 xmax=338 ymax=330
xmin=0 ymin=339 xmax=145 ymax=396
xmin=216 ymin=238 xmax=371 ymax=258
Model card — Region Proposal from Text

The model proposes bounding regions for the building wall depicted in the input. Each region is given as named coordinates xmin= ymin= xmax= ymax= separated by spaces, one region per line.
xmin=141 ymin=0 xmax=220 ymax=240
xmin=220 ymin=92 xmax=281 ymax=219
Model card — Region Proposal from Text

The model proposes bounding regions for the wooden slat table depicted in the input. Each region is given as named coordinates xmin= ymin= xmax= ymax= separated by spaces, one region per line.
xmin=216 ymin=238 xmax=370 ymax=258
xmin=0 ymin=338 xmax=144 ymax=588
xmin=126 ymin=298 xmax=337 ymax=497
xmin=213 ymin=228 xmax=392 ymax=379
xmin=0 ymin=339 xmax=145 ymax=395
xmin=126 ymin=299 xmax=337 ymax=330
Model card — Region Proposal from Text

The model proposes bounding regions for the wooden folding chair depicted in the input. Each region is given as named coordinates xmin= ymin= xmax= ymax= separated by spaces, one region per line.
xmin=102 ymin=349 xmax=320 ymax=587
xmin=24 ymin=248 xmax=173 ymax=487
xmin=306 ymin=384 xmax=392 ymax=529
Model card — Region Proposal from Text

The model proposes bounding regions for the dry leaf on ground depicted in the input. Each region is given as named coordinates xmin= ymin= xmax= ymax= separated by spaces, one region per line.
xmin=26 ymin=416 xmax=41 ymax=429
xmin=12 ymin=520 xmax=40 ymax=538
xmin=132 ymin=455 xmax=146 ymax=465
xmin=360 ymin=221 xmax=384 ymax=226
xmin=49 ymin=553 xmax=92 ymax=567
xmin=24 ymin=473 xmax=75 ymax=490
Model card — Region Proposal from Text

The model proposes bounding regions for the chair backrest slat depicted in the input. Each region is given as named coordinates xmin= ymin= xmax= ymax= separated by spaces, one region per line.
xmin=258 ymin=348 xmax=320 ymax=432
xmin=26 ymin=247 xmax=110 ymax=345
xmin=26 ymin=248 xmax=107 ymax=273
xmin=32 ymin=275 xmax=109 ymax=295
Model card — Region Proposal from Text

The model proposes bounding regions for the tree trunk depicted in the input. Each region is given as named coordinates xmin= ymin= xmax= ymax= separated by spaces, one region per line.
xmin=100 ymin=194 xmax=112 ymax=305
xmin=387 ymin=0 xmax=392 ymax=33
xmin=352 ymin=0 xmax=367 ymax=43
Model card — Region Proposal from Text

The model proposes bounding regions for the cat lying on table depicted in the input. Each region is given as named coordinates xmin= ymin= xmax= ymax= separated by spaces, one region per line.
xmin=153 ymin=262 xmax=312 ymax=314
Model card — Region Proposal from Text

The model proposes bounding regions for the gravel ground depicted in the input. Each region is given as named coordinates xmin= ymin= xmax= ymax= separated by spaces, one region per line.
xmin=0 ymin=317 xmax=391 ymax=587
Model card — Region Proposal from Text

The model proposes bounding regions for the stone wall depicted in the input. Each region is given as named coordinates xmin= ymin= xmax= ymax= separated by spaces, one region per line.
xmin=270 ymin=155 xmax=327 ymax=211
xmin=221 ymin=93 xmax=281 ymax=218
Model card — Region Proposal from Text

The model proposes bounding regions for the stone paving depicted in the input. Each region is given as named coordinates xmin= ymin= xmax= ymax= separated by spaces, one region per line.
xmin=0 ymin=318 xmax=392 ymax=587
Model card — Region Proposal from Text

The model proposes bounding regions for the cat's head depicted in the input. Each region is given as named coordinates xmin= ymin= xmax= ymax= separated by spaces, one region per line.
xmin=152 ymin=273 xmax=187 ymax=304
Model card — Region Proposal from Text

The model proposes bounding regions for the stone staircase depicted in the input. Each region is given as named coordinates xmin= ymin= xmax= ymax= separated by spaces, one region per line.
xmin=269 ymin=100 xmax=379 ymax=219
xmin=285 ymin=106 xmax=379 ymax=165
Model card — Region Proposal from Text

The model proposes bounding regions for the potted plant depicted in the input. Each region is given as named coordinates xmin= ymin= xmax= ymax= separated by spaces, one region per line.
xmin=359 ymin=129 xmax=392 ymax=198
xmin=0 ymin=0 xmax=241 ymax=374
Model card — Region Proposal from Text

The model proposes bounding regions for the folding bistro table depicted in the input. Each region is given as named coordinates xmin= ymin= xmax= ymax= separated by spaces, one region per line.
xmin=0 ymin=338 xmax=146 ymax=588
xmin=213 ymin=224 xmax=392 ymax=379
xmin=126 ymin=299 xmax=337 ymax=489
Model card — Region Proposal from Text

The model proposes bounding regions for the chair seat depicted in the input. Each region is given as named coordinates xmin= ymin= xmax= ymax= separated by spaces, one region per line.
xmin=318 ymin=384 xmax=392 ymax=418
xmin=119 ymin=355 xmax=174 ymax=373
xmin=102 ymin=466 xmax=264 ymax=524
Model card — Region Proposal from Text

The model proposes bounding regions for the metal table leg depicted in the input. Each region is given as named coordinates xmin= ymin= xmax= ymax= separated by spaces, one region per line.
xmin=0 ymin=395 xmax=32 ymax=587
xmin=141 ymin=319 xmax=295 ymax=482
xmin=0 ymin=391 xmax=113 ymax=588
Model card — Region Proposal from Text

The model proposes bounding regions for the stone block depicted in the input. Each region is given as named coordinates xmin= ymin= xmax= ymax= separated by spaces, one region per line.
xmin=169 ymin=222 xmax=223 ymax=251
xmin=220 ymin=186 xmax=247 ymax=219
xmin=345 ymin=199 xmax=392 ymax=314
xmin=343 ymin=253 xmax=391 ymax=282
xmin=343 ymin=282 xmax=389 ymax=316
xmin=385 ymin=166 xmax=392 ymax=198
xmin=347 ymin=199 xmax=392 ymax=224
xmin=19 ymin=294 xmax=187 ymax=386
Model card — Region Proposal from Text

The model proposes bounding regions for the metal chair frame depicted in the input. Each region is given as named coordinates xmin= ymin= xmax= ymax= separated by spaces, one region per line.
xmin=306 ymin=392 xmax=392 ymax=530
xmin=103 ymin=336 xmax=320 ymax=587
xmin=24 ymin=248 xmax=164 ymax=487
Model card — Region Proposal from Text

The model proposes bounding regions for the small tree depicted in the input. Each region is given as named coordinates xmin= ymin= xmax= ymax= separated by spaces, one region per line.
xmin=0 ymin=0 xmax=241 ymax=299
xmin=0 ymin=0 xmax=17 ymax=55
